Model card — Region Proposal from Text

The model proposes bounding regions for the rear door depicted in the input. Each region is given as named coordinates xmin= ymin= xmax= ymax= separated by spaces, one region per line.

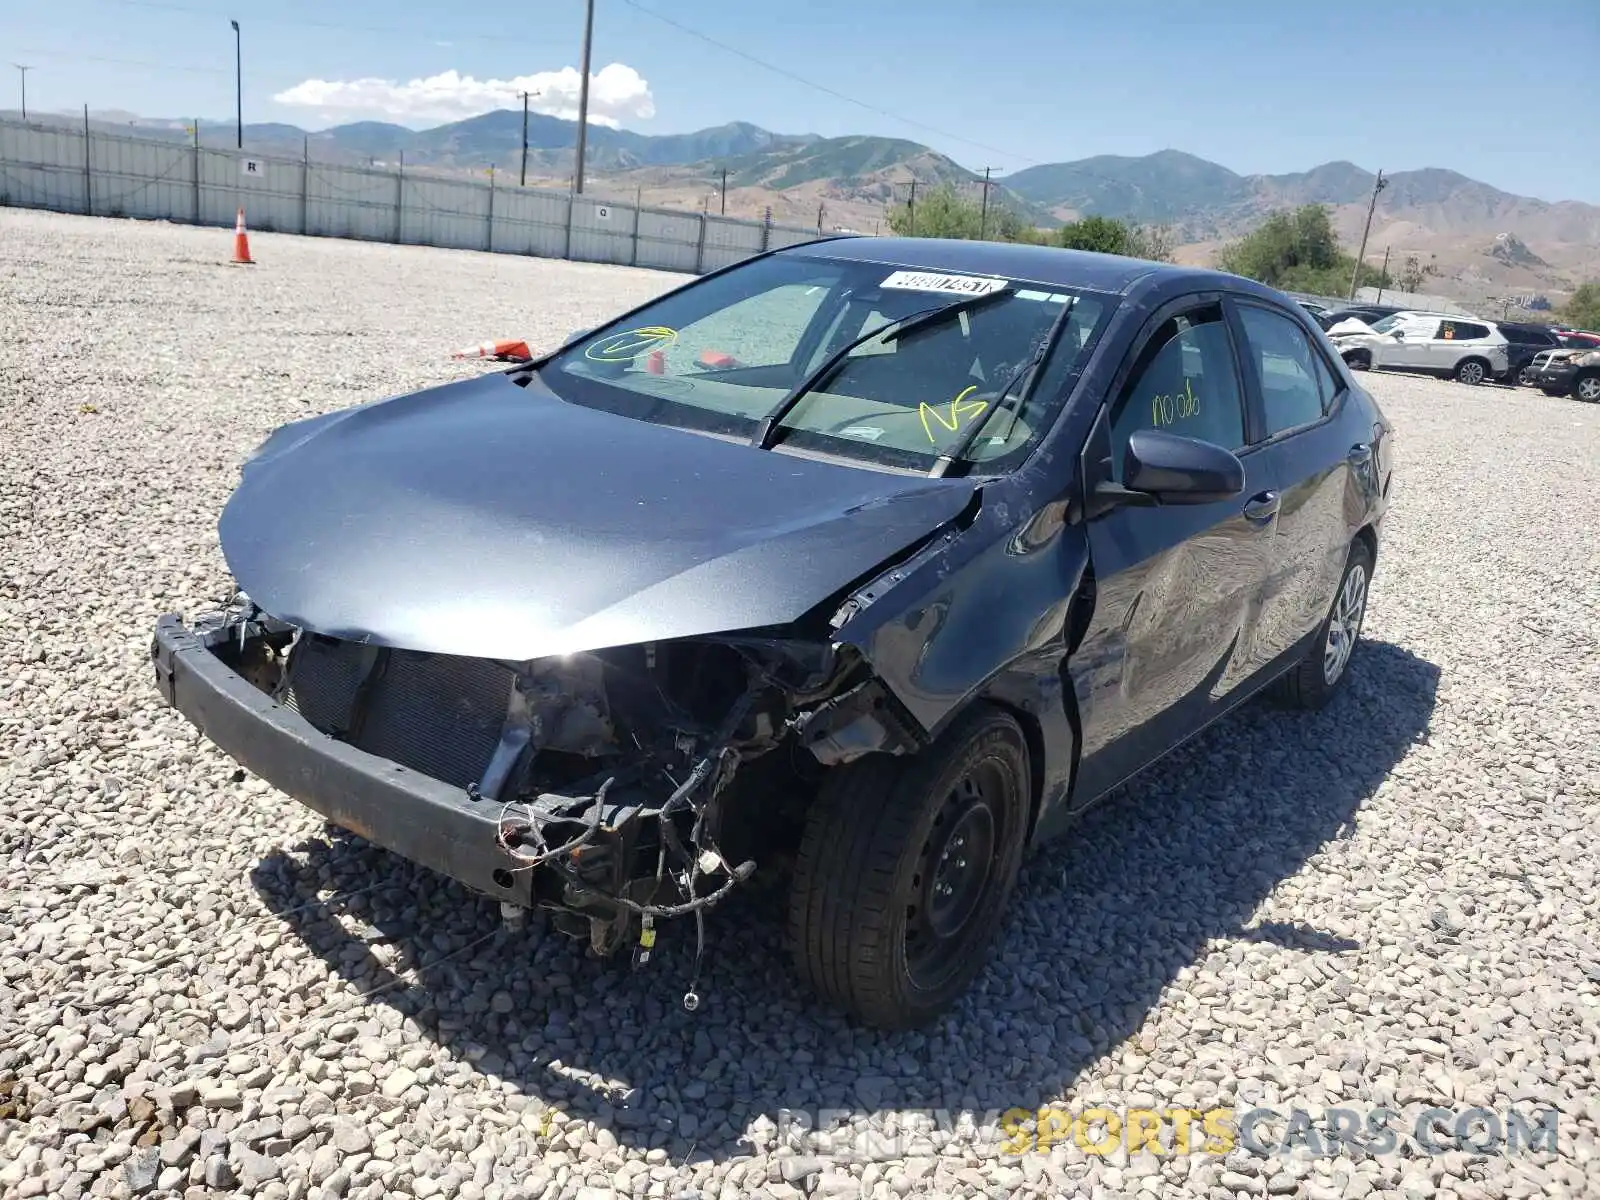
xmin=1230 ymin=299 xmax=1368 ymax=665
xmin=1071 ymin=295 xmax=1280 ymax=802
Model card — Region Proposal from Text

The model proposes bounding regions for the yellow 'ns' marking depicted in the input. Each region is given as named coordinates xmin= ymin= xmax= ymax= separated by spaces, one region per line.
xmin=920 ymin=385 xmax=988 ymax=443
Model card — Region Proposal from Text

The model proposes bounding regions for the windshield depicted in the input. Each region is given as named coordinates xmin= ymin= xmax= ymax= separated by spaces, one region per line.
xmin=539 ymin=252 xmax=1114 ymax=473
xmin=1368 ymin=315 xmax=1403 ymax=333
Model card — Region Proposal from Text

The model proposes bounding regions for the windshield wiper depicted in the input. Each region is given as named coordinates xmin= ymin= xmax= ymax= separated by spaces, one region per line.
xmin=928 ymin=295 xmax=1078 ymax=478
xmin=749 ymin=286 xmax=1012 ymax=450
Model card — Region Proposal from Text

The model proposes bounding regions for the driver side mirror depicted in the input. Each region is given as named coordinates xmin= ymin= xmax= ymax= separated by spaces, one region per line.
xmin=1098 ymin=428 xmax=1246 ymax=507
xmin=1392 ymin=330 xmax=1405 ymax=340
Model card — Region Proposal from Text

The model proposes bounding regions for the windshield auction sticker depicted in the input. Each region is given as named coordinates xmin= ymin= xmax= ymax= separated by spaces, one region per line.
xmin=881 ymin=270 xmax=1009 ymax=297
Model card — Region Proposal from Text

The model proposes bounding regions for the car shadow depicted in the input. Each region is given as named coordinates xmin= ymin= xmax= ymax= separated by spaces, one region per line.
xmin=249 ymin=639 xmax=1439 ymax=1165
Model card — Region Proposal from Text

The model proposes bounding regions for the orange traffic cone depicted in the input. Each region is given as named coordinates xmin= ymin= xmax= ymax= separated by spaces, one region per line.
xmin=451 ymin=338 xmax=532 ymax=362
xmin=231 ymin=207 xmax=254 ymax=265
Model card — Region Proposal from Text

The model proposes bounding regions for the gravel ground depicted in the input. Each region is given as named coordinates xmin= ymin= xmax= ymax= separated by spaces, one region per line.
xmin=1 ymin=208 xmax=1597 ymax=1200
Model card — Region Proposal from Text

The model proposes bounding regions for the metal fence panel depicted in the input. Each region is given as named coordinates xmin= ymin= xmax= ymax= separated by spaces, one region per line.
xmin=0 ymin=118 xmax=854 ymax=274
xmin=490 ymin=187 xmax=570 ymax=258
xmin=88 ymin=132 xmax=192 ymax=222
xmin=700 ymin=216 xmax=768 ymax=272
xmin=401 ymin=175 xmax=488 ymax=250
xmin=635 ymin=208 xmax=703 ymax=273
xmin=566 ymin=196 xmax=634 ymax=265
xmin=0 ymin=121 xmax=88 ymax=213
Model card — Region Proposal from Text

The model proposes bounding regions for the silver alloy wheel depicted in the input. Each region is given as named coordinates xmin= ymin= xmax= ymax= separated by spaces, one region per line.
xmin=1323 ymin=562 xmax=1368 ymax=685
xmin=1578 ymin=375 xmax=1600 ymax=403
xmin=1457 ymin=360 xmax=1485 ymax=385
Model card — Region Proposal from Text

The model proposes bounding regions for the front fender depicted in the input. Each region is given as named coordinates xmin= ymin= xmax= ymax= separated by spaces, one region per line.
xmin=833 ymin=492 xmax=1090 ymax=841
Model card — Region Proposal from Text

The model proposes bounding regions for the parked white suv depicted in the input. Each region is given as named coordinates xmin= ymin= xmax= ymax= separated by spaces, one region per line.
xmin=1328 ymin=311 xmax=1510 ymax=385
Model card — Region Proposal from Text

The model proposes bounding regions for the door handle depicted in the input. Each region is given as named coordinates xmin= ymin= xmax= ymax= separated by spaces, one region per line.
xmin=1243 ymin=491 xmax=1280 ymax=524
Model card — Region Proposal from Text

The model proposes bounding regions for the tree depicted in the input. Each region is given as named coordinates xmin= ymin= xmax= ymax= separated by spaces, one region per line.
xmin=886 ymin=183 xmax=1035 ymax=243
xmin=1396 ymin=253 xmax=1440 ymax=294
xmin=1216 ymin=204 xmax=1389 ymax=295
xmin=1563 ymin=282 xmax=1600 ymax=331
xmin=1057 ymin=215 xmax=1135 ymax=255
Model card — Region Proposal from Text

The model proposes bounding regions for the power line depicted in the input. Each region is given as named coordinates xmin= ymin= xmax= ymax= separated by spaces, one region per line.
xmin=97 ymin=0 xmax=529 ymax=45
xmin=615 ymin=0 xmax=1038 ymax=168
xmin=9 ymin=47 xmax=227 ymax=75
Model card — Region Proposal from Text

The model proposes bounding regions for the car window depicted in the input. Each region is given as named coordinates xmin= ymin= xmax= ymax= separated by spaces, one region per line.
xmin=1237 ymin=304 xmax=1328 ymax=436
xmin=1436 ymin=320 xmax=1490 ymax=341
xmin=1107 ymin=303 xmax=1245 ymax=481
xmin=1369 ymin=315 xmax=1403 ymax=333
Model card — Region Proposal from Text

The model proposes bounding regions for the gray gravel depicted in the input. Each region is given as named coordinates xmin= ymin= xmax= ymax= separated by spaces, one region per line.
xmin=2 ymin=208 xmax=1598 ymax=1200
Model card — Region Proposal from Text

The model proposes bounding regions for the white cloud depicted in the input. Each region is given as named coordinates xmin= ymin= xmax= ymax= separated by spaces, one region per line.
xmin=272 ymin=63 xmax=654 ymax=128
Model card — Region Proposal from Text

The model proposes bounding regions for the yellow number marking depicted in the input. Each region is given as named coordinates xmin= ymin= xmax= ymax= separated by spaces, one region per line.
xmin=919 ymin=384 xmax=989 ymax=443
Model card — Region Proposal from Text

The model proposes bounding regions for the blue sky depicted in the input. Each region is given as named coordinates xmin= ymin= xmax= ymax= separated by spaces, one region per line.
xmin=6 ymin=0 xmax=1598 ymax=201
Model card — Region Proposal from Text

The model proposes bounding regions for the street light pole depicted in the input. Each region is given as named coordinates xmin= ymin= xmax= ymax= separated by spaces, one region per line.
xmin=572 ymin=0 xmax=594 ymax=193
xmin=13 ymin=64 xmax=30 ymax=120
xmin=230 ymin=20 xmax=242 ymax=149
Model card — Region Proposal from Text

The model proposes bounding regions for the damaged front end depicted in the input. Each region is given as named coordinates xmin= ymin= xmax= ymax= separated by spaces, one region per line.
xmin=153 ymin=591 xmax=921 ymax=961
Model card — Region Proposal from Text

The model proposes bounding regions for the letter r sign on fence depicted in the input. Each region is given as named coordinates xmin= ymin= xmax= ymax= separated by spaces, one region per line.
xmin=240 ymin=158 xmax=262 ymax=178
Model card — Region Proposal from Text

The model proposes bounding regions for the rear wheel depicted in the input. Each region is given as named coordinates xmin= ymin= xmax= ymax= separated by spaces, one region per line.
xmin=787 ymin=704 xmax=1030 ymax=1029
xmin=1455 ymin=358 xmax=1489 ymax=385
xmin=1575 ymin=371 xmax=1600 ymax=403
xmin=1269 ymin=539 xmax=1373 ymax=711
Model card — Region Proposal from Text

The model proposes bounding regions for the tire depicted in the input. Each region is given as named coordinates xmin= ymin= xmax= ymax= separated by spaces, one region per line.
xmin=1517 ymin=364 xmax=1537 ymax=387
xmin=1269 ymin=539 xmax=1373 ymax=711
xmin=1575 ymin=371 xmax=1600 ymax=403
xmin=787 ymin=704 xmax=1030 ymax=1029
xmin=1343 ymin=351 xmax=1371 ymax=372
xmin=1454 ymin=358 xmax=1489 ymax=385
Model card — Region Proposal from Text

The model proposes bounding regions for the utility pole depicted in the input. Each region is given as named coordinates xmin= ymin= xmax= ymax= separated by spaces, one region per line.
xmin=230 ymin=20 xmax=242 ymax=148
xmin=519 ymin=91 xmax=531 ymax=186
xmin=12 ymin=64 xmax=30 ymax=120
xmin=978 ymin=166 xmax=994 ymax=240
xmin=572 ymin=0 xmax=595 ymax=193
xmin=1348 ymin=168 xmax=1387 ymax=300
xmin=907 ymin=179 xmax=916 ymax=236
xmin=817 ymin=201 xmax=825 ymax=232
xmin=719 ymin=166 xmax=727 ymax=215
xmin=1374 ymin=245 xmax=1391 ymax=304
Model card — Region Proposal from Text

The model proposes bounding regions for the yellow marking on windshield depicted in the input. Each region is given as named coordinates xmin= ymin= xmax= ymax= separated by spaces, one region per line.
xmin=920 ymin=384 xmax=989 ymax=443
xmin=585 ymin=326 xmax=679 ymax=361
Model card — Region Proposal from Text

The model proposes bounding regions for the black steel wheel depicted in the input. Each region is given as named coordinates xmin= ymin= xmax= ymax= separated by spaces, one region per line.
xmin=787 ymin=705 xmax=1030 ymax=1029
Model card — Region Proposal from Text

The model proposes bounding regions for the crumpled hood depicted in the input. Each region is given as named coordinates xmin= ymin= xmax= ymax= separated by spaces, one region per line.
xmin=220 ymin=371 xmax=977 ymax=659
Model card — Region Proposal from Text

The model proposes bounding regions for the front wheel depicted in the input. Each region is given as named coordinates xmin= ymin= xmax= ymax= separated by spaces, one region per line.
xmin=1343 ymin=351 xmax=1371 ymax=372
xmin=1517 ymin=364 xmax=1537 ymax=387
xmin=1269 ymin=539 xmax=1373 ymax=710
xmin=787 ymin=705 xmax=1030 ymax=1029
xmin=1575 ymin=371 xmax=1600 ymax=403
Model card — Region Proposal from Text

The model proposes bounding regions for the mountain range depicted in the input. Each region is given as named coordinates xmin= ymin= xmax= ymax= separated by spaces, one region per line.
xmin=8 ymin=106 xmax=1597 ymax=307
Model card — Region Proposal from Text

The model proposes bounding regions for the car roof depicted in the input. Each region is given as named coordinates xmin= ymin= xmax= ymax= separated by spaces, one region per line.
xmin=778 ymin=235 xmax=1218 ymax=296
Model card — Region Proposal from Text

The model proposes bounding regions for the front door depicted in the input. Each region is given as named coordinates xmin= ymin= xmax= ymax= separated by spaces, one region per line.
xmin=1071 ymin=298 xmax=1280 ymax=803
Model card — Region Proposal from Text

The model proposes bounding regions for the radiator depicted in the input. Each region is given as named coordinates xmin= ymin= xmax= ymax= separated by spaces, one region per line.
xmin=284 ymin=637 xmax=513 ymax=790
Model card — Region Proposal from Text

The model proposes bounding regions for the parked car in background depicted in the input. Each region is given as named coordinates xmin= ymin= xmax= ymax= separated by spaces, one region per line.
xmin=1498 ymin=322 xmax=1563 ymax=386
xmin=148 ymin=237 xmax=1395 ymax=1028
xmin=1313 ymin=304 xmax=1406 ymax=332
xmin=1327 ymin=311 xmax=1509 ymax=384
xmin=1554 ymin=329 xmax=1600 ymax=350
xmin=1529 ymin=344 xmax=1600 ymax=402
